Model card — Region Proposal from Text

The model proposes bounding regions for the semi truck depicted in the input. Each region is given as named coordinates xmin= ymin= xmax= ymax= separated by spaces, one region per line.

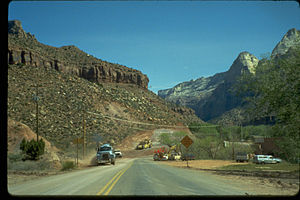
xmin=96 ymin=144 xmax=116 ymax=165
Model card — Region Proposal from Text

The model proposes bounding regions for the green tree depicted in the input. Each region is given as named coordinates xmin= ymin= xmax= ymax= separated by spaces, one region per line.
xmin=159 ymin=132 xmax=187 ymax=147
xmin=20 ymin=138 xmax=27 ymax=152
xmin=237 ymin=48 xmax=300 ymax=162
xmin=159 ymin=133 xmax=174 ymax=147
xmin=190 ymin=136 xmax=223 ymax=159
xmin=20 ymin=138 xmax=45 ymax=160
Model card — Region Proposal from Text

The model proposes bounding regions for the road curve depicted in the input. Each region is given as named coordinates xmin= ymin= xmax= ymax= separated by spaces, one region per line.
xmin=8 ymin=157 xmax=254 ymax=196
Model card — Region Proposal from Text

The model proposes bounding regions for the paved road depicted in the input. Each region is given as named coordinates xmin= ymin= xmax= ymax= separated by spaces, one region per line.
xmin=9 ymin=157 xmax=254 ymax=196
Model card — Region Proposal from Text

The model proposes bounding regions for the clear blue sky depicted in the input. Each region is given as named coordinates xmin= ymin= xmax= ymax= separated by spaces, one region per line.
xmin=8 ymin=1 xmax=300 ymax=94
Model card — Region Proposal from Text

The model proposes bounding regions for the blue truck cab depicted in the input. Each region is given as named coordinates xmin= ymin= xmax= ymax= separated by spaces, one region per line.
xmin=97 ymin=144 xmax=116 ymax=165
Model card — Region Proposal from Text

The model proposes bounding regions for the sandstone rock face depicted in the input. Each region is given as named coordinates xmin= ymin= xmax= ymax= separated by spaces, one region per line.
xmin=158 ymin=52 xmax=258 ymax=121
xmin=8 ymin=20 xmax=149 ymax=89
xmin=271 ymin=28 xmax=300 ymax=57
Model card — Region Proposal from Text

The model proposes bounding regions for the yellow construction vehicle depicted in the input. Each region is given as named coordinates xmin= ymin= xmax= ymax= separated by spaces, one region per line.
xmin=144 ymin=139 xmax=152 ymax=148
xmin=167 ymin=144 xmax=181 ymax=160
xmin=136 ymin=141 xmax=145 ymax=150
xmin=136 ymin=139 xmax=152 ymax=150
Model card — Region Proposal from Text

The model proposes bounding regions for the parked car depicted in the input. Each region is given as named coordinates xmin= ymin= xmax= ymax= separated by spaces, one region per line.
xmin=153 ymin=154 xmax=160 ymax=161
xmin=273 ymin=157 xmax=282 ymax=163
xmin=181 ymin=153 xmax=195 ymax=161
xmin=169 ymin=152 xmax=181 ymax=161
xmin=235 ymin=152 xmax=249 ymax=162
xmin=253 ymin=155 xmax=281 ymax=164
xmin=162 ymin=154 xmax=168 ymax=161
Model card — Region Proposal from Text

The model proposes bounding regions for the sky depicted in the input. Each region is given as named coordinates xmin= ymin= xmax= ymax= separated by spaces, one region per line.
xmin=8 ymin=1 xmax=300 ymax=94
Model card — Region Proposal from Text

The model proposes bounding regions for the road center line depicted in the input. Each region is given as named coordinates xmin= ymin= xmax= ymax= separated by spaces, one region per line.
xmin=97 ymin=162 xmax=133 ymax=195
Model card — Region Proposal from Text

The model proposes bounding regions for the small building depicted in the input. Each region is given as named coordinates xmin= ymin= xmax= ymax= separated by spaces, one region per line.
xmin=253 ymin=137 xmax=280 ymax=156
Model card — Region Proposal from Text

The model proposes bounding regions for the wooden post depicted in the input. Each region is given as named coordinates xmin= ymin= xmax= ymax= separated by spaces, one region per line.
xmin=35 ymin=84 xmax=39 ymax=141
xmin=77 ymin=138 xmax=79 ymax=166
xmin=84 ymin=118 xmax=87 ymax=156
xmin=82 ymin=116 xmax=85 ymax=159
xmin=232 ymin=141 xmax=235 ymax=160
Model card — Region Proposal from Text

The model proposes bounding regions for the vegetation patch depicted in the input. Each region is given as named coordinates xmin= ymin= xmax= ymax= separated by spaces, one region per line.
xmin=61 ymin=161 xmax=76 ymax=171
xmin=216 ymin=162 xmax=300 ymax=173
xmin=20 ymin=138 xmax=45 ymax=160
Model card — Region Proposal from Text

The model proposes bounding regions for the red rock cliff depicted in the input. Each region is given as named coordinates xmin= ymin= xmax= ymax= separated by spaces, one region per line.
xmin=8 ymin=20 xmax=149 ymax=89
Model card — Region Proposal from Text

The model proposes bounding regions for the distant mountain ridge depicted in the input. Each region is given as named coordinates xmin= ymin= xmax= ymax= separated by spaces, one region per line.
xmin=158 ymin=28 xmax=300 ymax=124
xmin=8 ymin=20 xmax=149 ymax=89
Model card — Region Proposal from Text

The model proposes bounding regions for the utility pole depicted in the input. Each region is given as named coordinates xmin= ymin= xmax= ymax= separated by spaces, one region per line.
xmin=76 ymin=138 xmax=79 ymax=166
xmin=238 ymin=109 xmax=243 ymax=141
xmin=86 ymin=125 xmax=88 ymax=156
xmin=36 ymin=84 xmax=39 ymax=141
xmin=240 ymin=123 xmax=243 ymax=141
xmin=82 ymin=114 xmax=85 ymax=159
xmin=33 ymin=83 xmax=40 ymax=141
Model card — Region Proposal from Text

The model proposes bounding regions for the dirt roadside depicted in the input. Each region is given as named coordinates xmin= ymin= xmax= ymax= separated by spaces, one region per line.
xmin=160 ymin=159 xmax=299 ymax=196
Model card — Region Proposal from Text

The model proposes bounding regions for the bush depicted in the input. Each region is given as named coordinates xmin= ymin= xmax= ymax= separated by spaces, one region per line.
xmin=61 ymin=161 xmax=75 ymax=171
xmin=20 ymin=138 xmax=45 ymax=160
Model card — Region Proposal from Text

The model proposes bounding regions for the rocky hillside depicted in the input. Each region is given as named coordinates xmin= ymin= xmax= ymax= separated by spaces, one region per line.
xmin=8 ymin=20 xmax=149 ymax=89
xmin=158 ymin=28 xmax=300 ymax=124
xmin=7 ymin=118 xmax=62 ymax=169
xmin=7 ymin=20 xmax=202 ymax=151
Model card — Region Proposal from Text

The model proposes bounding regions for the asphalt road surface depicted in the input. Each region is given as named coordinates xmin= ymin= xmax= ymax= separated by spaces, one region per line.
xmin=8 ymin=157 xmax=255 ymax=196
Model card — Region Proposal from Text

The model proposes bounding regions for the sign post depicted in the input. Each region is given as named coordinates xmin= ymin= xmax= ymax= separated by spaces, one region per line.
xmin=181 ymin=135 xmax=193 ymax=168
xmin=73 ymin=137 xmax=84 ymax=166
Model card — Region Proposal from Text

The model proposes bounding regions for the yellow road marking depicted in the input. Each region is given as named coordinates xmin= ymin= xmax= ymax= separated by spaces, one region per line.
xmin=97 ymin=162 xmax=133 ymax=195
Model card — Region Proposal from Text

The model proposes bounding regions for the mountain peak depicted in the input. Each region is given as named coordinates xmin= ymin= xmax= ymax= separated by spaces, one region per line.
xmin=271 ymin=28 xmax=300 ymax=57
xmin=227 ymin=51 xmax=258 ymax=79
xmin=8 ymin=20 xmax=36 ymax=39
xmin=286 ymin=28 xmax=298 ymax=38
xmin=8 ymin=20 xmax=25 ymax=35
xmin=237 ymin=51 xmax=252 ymax=58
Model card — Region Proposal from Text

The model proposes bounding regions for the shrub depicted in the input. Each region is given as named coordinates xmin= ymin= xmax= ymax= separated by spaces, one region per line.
xmin=20 ymin=138 xmax=45 ymax=160
xmin=61 ymin=161 xmax=75 ymax=171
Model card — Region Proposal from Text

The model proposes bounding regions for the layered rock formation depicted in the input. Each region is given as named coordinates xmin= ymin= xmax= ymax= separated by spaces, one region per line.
xmin=8 ymin=20 xmax=149 ymax=89
xmin=158 ymin=28 xmax=300 ymax=124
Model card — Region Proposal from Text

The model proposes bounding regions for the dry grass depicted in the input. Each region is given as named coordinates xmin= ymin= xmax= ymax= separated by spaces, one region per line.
xmin=160 ymin=159 xmax=248 ymax=170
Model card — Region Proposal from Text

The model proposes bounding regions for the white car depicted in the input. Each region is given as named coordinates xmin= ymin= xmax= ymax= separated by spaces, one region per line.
xmin=162 ymin=154 xmax=168 ymax=161
xmin=273 ymin=158 xmax=282 ymax=163
xmin=253 ymin=155 xmax=281 ymax=164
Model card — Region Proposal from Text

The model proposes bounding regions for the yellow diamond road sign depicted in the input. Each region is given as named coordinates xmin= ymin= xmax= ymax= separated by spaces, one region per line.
xmin=181 ymin=135 xmax=193 ymax=148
